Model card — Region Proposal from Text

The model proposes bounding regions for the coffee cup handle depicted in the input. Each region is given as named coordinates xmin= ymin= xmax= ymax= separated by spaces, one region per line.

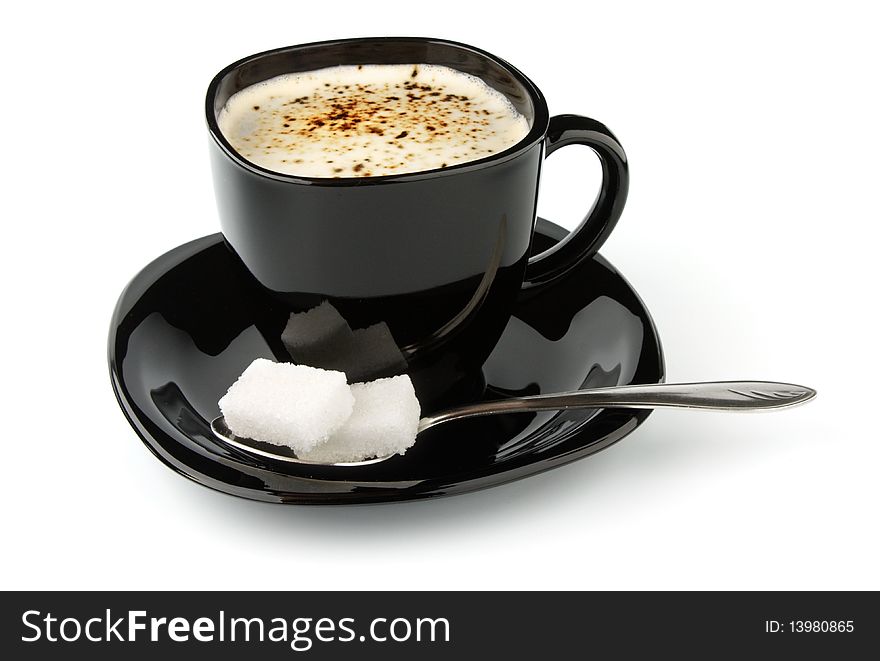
xmin=525 ymin=115 xmax=629 ymax=286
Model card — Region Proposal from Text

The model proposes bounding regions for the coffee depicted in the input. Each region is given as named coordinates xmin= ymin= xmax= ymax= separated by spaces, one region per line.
xmin=217 ymin=64 xmax=529 ymax=178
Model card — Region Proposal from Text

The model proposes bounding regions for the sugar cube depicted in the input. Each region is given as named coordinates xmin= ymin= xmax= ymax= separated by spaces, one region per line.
xmin=218 ymin=358 xmax=354 ymax=452
xmin=299 ymin=375 xmax=421 ymax=463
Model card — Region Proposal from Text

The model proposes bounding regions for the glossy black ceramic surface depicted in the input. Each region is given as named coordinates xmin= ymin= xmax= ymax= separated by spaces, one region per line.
xmin=109 ymin=220 xmax=664 ymax=504
xmin=206 ymin=38 xmax=628 ymax=400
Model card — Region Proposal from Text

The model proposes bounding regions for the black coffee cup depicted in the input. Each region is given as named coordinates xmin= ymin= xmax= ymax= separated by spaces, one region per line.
xmin=206 ymin=37 xmax=628 ymax=408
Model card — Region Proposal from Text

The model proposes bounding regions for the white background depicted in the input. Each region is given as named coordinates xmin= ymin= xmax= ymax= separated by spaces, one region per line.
xmin=3 ymin=1 xmax=878 ymax=590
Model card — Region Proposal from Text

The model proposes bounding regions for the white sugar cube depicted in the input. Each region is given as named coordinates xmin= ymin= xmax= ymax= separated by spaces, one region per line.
xmin=299 ymin=375 xmax=421 ymax=463
xmin=218 ymin=358 xmax=354 ymax=452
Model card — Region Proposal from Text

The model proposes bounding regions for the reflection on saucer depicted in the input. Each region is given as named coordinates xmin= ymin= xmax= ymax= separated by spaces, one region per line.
xmin=281 ymin=301 xmax=353 ymax=370
xmin=281 ymin=301 xmax=407 ymax=382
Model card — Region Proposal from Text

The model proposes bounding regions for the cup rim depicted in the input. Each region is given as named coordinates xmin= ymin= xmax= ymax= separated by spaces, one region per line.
xmin=205 ymin=36 xmax=550 ymax=186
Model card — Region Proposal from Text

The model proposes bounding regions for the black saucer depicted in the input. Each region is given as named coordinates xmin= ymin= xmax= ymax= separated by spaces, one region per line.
xmin=109 ymin=219 xmax=664 ymax=504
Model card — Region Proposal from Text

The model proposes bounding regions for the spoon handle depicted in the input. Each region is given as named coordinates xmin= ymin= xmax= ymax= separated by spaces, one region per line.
xmin=419 ymin=381 xmax=816 ymax=431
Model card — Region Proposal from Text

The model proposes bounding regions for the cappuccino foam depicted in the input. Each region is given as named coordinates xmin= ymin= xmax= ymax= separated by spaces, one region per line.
xmin=217 ymin=64 xmax=530 ymax=178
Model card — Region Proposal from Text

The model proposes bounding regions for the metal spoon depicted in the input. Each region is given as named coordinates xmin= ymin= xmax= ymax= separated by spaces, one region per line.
xmin=210 ymin=380 xmax=816 ymax=467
